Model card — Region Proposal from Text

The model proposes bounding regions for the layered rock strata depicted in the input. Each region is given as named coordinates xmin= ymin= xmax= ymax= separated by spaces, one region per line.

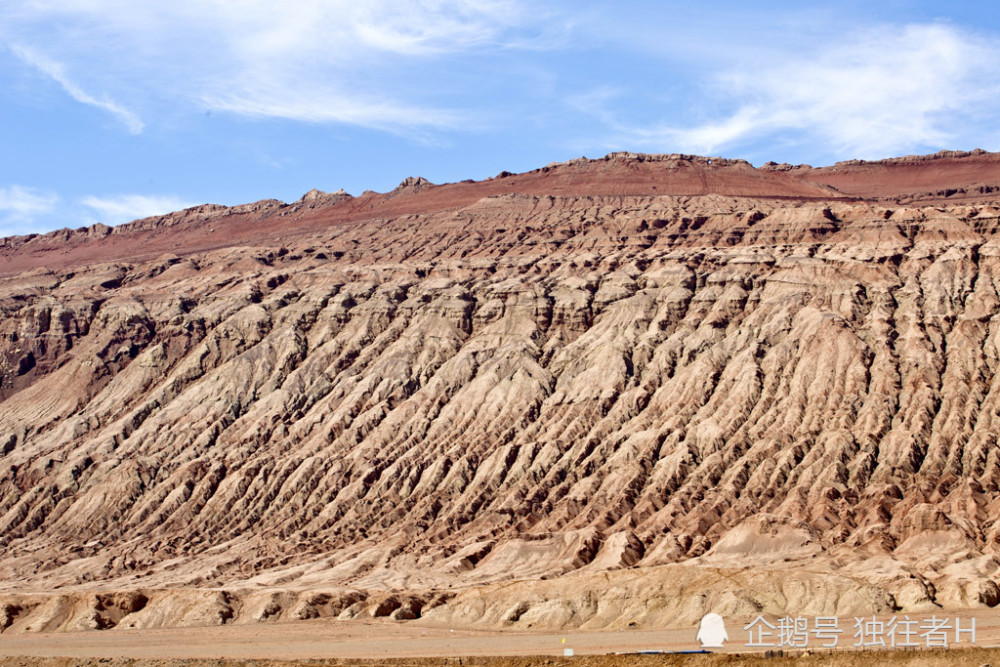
xmin=2 ymin=152 xmax=1000 ymax=632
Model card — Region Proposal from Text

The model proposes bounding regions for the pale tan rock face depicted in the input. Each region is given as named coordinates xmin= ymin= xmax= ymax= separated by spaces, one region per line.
xmin=2 ymin=151 xmax=1000 ymax=633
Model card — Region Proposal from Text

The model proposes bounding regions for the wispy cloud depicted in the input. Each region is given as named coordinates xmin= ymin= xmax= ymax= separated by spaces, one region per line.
xmin=0 ymin=185 xmax=59 ymax=221
xmin=1 ymin=0 xmax=559 ymax=134
xmin=586 ymin=23 xmax=1000 ymax=160
xmin=202 ymin=86 xmax=467 ymax=132
xmin=0 ymin=185 xmax=60 ymax=237
xmin=0 ymin=188 xmax=194 ymax=235
xmin=9 ymin=44 xmax=144 ymax=134
xmin=81 ymin=194 xmax=196 ymax=225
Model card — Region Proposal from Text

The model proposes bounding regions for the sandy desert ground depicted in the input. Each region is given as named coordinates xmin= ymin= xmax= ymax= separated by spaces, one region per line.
xmin=2 ymin=609 xmax=1000 ymax=664
xmin=5 ymin=647 xmax=1000 ymax=666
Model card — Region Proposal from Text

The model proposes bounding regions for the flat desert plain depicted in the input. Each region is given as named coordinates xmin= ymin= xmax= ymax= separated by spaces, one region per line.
xmin=2 ymin=609 xmax=1000 ymax=665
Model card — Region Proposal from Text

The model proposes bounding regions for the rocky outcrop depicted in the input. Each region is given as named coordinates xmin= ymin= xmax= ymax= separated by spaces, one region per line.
xmin=4 ymin=150 xmax=999 ymax=279
xmin=2 ymin=153 xmax=1000 ymax=633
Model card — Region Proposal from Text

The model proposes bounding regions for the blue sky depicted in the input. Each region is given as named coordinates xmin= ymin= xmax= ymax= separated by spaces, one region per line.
xmin=2 ymin=1 xmax=999 ymax=236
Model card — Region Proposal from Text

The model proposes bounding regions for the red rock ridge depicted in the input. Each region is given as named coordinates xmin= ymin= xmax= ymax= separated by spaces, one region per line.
xmin=6 ymin=150 xmax=999 ymax=278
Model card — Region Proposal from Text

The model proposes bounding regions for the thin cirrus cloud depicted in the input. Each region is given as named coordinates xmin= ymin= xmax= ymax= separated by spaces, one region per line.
xmin=0 ymin=185 xmax=59 ymax=221
xmin=0 ymin=185 xmax=60 ymax=237
xmin=589 ymin=23 xmax=1000 ymax=160
xmin=80 ymin=194 xmax=197 ymax=226
xmin=0 ymin=189 xmax=191 ymax=236
xmin=9 ymin=44 xmax=144 ymax=134
xmin=4 ymin=3 xmax=998 ymax=187
xmin=1 ymin=0 xmax=553 ymax=133
xmin=201 ymin=85 xmax=467 ymax=133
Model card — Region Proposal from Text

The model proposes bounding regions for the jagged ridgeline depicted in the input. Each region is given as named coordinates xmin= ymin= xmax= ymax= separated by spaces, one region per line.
xmin=2 ymin=150 xmax=1000 ymax=633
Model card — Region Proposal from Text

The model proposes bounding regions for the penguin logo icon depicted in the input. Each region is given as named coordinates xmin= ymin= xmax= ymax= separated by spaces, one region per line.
xmin=696 ymin=613 xmax=728 ymax=648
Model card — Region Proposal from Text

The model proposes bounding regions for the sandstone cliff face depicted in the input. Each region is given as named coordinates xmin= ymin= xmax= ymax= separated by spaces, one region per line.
xmin=2 ymin=153 xmax=1000 ymax=633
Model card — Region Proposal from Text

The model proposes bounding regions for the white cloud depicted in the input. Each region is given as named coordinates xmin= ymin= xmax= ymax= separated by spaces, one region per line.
xmin=9 ymin=44 xmax=144 ymax=134
xmin=202 ymin=85 xmax=466 ymax=132
xmin=600 ymin=23 xmax=1000 ymax=159
xmin=0 ymin=185 xmax=60 ymax=238
xmin=1 ymin=0 xmax=555 ymax=133
xmin=81 ymin=194 xmax=196 ymax=225
xmin=0 ymin=185 xmax=59 ymax=221
xmin=0 ymin=188 xmax=194 ymax=236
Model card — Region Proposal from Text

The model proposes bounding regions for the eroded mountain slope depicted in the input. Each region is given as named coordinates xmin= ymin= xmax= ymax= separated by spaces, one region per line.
xmin=2 ymin=157 xmax=1000 ymax=632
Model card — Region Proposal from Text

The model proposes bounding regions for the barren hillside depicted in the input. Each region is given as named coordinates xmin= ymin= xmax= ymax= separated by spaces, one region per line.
xmin=2 ymin=151 xmax=1000 ymax=633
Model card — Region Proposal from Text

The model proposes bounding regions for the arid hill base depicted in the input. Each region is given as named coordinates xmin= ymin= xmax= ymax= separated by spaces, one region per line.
xmin=2 ymin=151 xmax=1000 ymax=645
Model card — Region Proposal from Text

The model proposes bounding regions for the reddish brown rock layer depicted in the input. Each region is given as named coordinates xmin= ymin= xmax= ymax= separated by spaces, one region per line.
xmin=2 ymin=151 xmax=1000 ymax=633
xmin=800 ymin=149 xmax=1000 ymax=201
xmin=4 ymin=150 xmax=999 ymax=278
